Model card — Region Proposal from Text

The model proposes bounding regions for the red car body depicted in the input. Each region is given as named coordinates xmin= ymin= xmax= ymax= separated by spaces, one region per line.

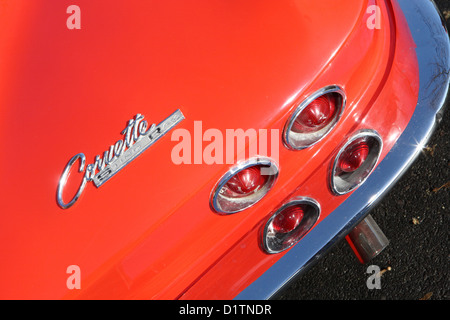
xmin=0 ymin=0 xmax=448 ymax=299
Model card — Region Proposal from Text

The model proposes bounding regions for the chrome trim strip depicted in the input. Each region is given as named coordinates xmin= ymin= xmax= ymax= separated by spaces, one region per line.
xmin=283 ymin=85 xmax=346 ymax=150
xmin=235 ymin=0 xmax=449 ymax=299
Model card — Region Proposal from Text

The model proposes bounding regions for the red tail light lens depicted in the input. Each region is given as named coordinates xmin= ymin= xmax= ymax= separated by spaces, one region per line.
xmin=272 ymin=205 xmax=304 ymax=234
xmin=211 ymin=158 xmax=279 ymax=214
xmin=263 ymin=198 xmax=320 ymax=254
xmin=292 ymin=93 xmax=337 ymax=133
xmin=337 ymin=138 xmax=370 ymax=173
xmin=224 ymin=166 xmax=268 ymax=195
xmin=284 ymin=86 xmax=345 ymax=150
xmin=331 ymin=130 xmax=383 ymax=195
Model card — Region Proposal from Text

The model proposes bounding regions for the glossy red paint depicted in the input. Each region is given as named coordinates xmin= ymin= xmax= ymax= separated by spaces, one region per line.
xmin=0 ymin=0 xmax=418 ymax=299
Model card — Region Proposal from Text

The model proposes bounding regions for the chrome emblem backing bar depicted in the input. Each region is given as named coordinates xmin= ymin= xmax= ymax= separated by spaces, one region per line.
xmin=57 ymin=109 xmax=184 ymax=209
xmin=93 ymin=109 xmax=184 ymax=187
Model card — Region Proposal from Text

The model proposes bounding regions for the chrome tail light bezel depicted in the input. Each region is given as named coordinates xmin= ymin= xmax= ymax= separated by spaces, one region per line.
xmin=283 ymin=85 xmax=346 ymax=150
xmin=330 ymin=129 xmax=383 ymax=195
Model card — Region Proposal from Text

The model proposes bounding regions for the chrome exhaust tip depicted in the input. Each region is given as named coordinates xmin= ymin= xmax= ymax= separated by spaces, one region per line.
xmin=346 ymin=214 xmax=389 ymax=264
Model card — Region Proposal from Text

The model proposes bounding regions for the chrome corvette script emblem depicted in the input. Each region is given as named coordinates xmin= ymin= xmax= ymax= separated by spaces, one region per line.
xmin=57 ymin=109 xmax=185 ymax=209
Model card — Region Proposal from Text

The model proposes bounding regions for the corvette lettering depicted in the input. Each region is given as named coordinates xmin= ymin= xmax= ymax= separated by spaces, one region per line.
xmin=57 ymin=109 xmax=185 ymax=209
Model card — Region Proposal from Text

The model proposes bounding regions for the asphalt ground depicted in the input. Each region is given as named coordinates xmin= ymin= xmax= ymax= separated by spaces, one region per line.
xmin=278 ymin=1 xmax=449 ymax=300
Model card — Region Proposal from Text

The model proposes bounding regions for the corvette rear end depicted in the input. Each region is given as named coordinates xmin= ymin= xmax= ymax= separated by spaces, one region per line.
xmin=0 ymin=0 xmax=448 ymax=299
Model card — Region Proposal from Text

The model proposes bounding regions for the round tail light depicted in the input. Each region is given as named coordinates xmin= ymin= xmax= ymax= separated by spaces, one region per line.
xmin=263 ymin=198 xmax=320 ymax=254
xmin=331 ymin=130 xmax=383 ymax=195
xmin=284 ymin=86 xmax=345 ymax=150
xmin=211 ymin=157 xmax=279 ymax=214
